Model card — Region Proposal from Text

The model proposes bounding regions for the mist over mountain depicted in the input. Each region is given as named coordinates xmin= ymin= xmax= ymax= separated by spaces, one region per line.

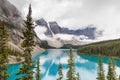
xmin=4 ymin=0 xmax=120 ymax=80
xmin=35 ymin=18 xmax=103 ymax=48
xmin=0 ymin=0 xmax=43 ymax=54
xmin=9 ymin=0 xmax=120 ymax=41
xmin=36 ymin=18 xmax=102 ymax=39
xmin=6 ymin=0 xmax=120 ymax=48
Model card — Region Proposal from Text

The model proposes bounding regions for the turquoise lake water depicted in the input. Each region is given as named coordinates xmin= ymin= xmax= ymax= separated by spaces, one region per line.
xmin=8 ymin=49 xmax=120 ymax=80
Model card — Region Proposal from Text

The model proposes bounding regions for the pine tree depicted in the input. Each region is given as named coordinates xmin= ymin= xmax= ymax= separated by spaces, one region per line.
xmin=119 ymin=75 xmax=120 ymax=80
xmin=107 ymin=59 xmax=112 ymax=80
xmin=16 ymin=4 xmax=35 ymax=80
xmin=0 ymin=21 xmax=9 ymax=80
xmin=36 ymin=59 xmax=41 ymax=80
xmin=76 ymin=72 xmax=80 ymax=80
xmin=111 ymin=59 xmax=117 ymax=80
xmin=96 ymin=55 xmax=105 ymax=80
xmin=107 ymin=59 xmax=117 ymax=80
xmin=66 ymin=48 xmax=76 ymax=80
xmin=57 ymin=62 xmax=63 ymax=80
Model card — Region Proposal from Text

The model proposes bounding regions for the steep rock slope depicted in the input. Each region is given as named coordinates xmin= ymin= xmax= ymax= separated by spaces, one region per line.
xmin=36 ymin=19 xmax=102 ymax=39
xmin=36 ymin=18 xmax=102 ymax=48
xmin=36 ymin=18 xmax=53 ymax=36
xmin=0 ymin=0 xmax=44 ymax=54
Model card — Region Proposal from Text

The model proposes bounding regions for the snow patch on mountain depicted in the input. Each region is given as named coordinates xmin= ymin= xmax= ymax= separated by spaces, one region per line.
xmin=34 ymin=19 xmax=103 ymax=48
xmin=34 ymin=25 xmax=47 ymax=40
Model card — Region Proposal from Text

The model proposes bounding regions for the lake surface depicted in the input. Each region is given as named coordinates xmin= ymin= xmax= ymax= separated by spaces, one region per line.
xmin=8 ymin=49 xmax=120 ymax=80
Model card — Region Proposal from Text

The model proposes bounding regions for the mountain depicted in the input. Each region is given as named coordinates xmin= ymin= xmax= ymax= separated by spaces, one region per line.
xmin=36 ymin=18 xmax=53 ymax=36
xmin=49 ymin=22 xmax=98 ymax=39
xmin=0 ymin=0 xmax=44 ymax=63
xmin=35 ymin=18 xmax=102 ymax=48
xmin=36 ymin=18 xmax=102 ymax=40
xmin=77 ymin=39 xmax=120 ymax=57
xmin=41 ymin=40 xmax=83 ymax=49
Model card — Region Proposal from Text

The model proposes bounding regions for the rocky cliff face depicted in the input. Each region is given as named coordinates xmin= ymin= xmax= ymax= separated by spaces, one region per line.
xmin=0 ymin=0 xmax=24 ymax=30
xmin=49 ymin=22 xmax=61 ymax=34
xmin=36 ymin=19 xmax=102 ymax=40
xmin=0 ymin=0 xmax=43 ymax=53
xmin=36 ymin=18 xmax=53 ymax=36
xmin=35 ymin=18 xmax=103 ymax=48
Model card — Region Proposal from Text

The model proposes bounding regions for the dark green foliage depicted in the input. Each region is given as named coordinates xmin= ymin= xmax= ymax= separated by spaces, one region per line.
xmin=111 ymin=59 xmax=117 ymax=80
xmin=76 ymin=72 xmax=80 ymax=80
xmin=77 ymin=39 xmax=120 ymax=57
xmin=60 ymin=44 xmax=79 ymax=49
xmin=41 ymin=40 xmax=80 ymax=49
xmin=40 ymin=40 xmax=54 ymax=49
xmin=16 ymin=4 xmax=35 ymax=80
xmin=36 ymin=59 xmax=41 ymax=80
xmin=119 ymin=75 xmax=120 ymax=80
xmin=66 ymin=48 xmax=78 ymax=80
xmin=107 ymin=59 xmax=117 ymax=80
xmin=0 ymin=21 xmax=9 ymax=80
xmin=96 ymin=55 xmax=105 ymax=80
xmin=107 ymin=59 xmax=113 ymax=80
xmin=56 ymin=48 xmax=80 ymax=80
xmin=57 ymin=62 xmax=63 ymax=80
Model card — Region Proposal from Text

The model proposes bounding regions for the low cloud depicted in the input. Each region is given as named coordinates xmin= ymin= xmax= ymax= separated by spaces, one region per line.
xmin=9 ymin=0 xmax=120 ymax=41
xmin=34 ymin=25 xmax=47 ymax=40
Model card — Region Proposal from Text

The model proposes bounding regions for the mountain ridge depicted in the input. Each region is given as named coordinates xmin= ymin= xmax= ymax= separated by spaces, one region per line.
xmin=77 ymin=39 xmax=120 ymax=57
xmin=0 ymin=0 xmax=44 ymax=63
xmin=35 ymin=18 xmax=103 ymax=48
xmin=36 ymin=18 xmax=103 ymax=40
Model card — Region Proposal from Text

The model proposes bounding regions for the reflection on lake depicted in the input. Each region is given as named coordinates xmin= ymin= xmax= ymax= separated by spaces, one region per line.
xmin=8 ymin=49 xmax=120 ymax=80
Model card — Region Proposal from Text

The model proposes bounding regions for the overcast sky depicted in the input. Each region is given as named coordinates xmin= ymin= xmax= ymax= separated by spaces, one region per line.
xmin=9 ymin=0 xmax=120 ymax=40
